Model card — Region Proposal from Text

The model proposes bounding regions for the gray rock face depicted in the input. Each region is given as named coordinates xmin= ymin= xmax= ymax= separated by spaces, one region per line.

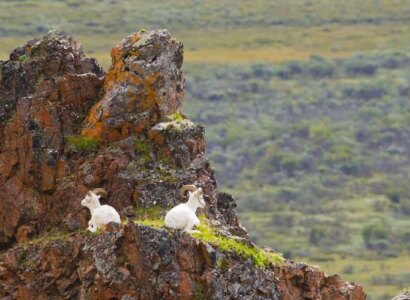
xmin=392 ymin=292 xmax=410 ymax=300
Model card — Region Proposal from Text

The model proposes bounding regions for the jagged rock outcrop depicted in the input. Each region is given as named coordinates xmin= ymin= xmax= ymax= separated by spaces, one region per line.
xmin=0 ymin=30 xmax=104 ymax=245
xmin=0 ymin=30 xmax=366 ymax=299
xmin=82 ymin=29 xmax=184 ymax=142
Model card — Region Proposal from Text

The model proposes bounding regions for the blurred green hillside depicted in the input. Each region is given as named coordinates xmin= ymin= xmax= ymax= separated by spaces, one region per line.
xmin=1 ymin=1 xmax=410 ymax=299
xmin=184 ymin=57 xmax=410 ymax=299
xmin=3 ymin=0 xmax=410 ymax=68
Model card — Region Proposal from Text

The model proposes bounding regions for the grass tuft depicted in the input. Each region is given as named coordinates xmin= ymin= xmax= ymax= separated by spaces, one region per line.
xmin=66 ymin=135 xmax=100 ymax=152
xmin=135 ymin=218 xmax=165 ymax=228
xmin=134 ymin=139 xmax=153 ymax=164
xmin=133 ymin=205 xmax=168 ymax=229
xmin=167 ymin=113 xmax=184 ymax=122
xmin=18 ymin=54 xmax=28 ymax=62
xmin=26 ymin=231 xmax=73 ymax=245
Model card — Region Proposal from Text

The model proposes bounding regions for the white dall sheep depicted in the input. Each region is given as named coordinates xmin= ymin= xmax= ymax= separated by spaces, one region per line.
xmin=165 ymin=185 xmax=206 ymax=233
xmin=81 ymin=188 xmax=121 ymax=232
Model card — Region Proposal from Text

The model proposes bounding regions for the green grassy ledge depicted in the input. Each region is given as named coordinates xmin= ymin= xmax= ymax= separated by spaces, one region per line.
xmin=132 ymin=208 xmax=283 ymax=268
xmin=192 ymin=216 xmax=284 ymax=268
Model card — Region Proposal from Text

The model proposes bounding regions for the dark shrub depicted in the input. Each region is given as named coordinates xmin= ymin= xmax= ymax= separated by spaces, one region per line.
xmin=344 ymin=55 xmax=377 ymax=76
xmin=251 ymin=63 xmax=274 ymax=80
xmin=362 ymin=224 xmax=389 ymax=250
xmin=306 ymin=56 xmax=335 ymax=78
xmin=271 ymin=213 xmax=294 ymax=227
xmin=378 ymin=52 xmax=410 ymax=69
xmin=342 ymin=82 xmax=386 ymax=100
xmin=276 ymin=60 xmax=304 ymax=79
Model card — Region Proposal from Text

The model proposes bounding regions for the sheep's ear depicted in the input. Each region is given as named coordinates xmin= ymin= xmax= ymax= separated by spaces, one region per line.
xmin=188 ymin=191 xmax=193 ymax=197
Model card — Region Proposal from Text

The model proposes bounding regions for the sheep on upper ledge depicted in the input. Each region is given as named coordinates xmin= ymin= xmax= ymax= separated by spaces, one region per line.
xmin=165 ymin=184 xmax=206 ymax=233
xmin=81 ymin=188 xmax=121 ymax=232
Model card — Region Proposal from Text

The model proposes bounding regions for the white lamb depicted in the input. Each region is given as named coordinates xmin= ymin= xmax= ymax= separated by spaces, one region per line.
xmin=81 ymin=188 xmax=121 ymax=232
xmin=165 ymin=184 xmax=206 ymax=233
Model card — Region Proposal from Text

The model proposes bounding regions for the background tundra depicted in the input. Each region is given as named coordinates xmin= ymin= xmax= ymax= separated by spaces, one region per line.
xmin=1 ymin=0 xmax=410 ymax=298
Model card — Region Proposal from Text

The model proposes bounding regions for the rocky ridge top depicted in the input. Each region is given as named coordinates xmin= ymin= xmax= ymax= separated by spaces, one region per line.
xmin=0 ymin=30 xmax=365 ymax=299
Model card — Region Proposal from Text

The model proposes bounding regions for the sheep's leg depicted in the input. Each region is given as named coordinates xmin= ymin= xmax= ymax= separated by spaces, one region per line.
xmin=87 ymin=219 xmax=98 ymax=233
xmin=185 ymin=218 xmax=200 ymax=234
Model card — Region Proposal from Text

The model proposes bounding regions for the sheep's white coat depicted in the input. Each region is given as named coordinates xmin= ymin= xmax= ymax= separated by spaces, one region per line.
xmin=81 ymin=191 xmax=121 ymax=232
xmin=165 ymin=188 xmax=205 ymax=233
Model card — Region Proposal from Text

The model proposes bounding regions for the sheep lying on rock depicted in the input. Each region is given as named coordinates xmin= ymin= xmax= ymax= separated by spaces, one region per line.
xmin=81 ymin=188 xmax=121 ymax=232
xmin=165 ymin=184 xmax=206 ymax=233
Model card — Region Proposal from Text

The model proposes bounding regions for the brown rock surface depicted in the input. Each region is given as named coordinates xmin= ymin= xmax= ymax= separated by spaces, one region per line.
xmin=0 ymin=223 xmax=365 ymax=300
xmin=0 ymin=30 xmax=104 ymax=246
xmin=0 ymin=30 xmax=366 ymax=299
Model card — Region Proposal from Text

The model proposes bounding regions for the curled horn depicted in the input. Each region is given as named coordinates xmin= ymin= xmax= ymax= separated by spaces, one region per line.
xmin=92 ymin=188 xmax=108 ymax=197
xmin=179 ymin=184 xmax=197 ymax=197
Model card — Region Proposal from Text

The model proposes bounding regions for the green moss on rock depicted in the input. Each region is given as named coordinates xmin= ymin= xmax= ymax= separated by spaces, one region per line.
xmin=66 ymin=135 xmax=100 ymax=152
xmin=192 ymin=216 xmax=284 ymax=268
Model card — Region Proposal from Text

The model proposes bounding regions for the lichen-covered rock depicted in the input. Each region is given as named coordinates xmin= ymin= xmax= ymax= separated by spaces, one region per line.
xmin=83 ymin=29 xmax=184 ymax=142
xmin=148 ymin=119 xmax=205 ymax=167
xmin=0 ymin=30 xmax=365 ymax=299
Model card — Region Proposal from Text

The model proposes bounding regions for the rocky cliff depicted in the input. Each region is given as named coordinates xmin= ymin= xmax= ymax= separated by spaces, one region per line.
xmin=0 ymin=30 xmax=366 ymax=299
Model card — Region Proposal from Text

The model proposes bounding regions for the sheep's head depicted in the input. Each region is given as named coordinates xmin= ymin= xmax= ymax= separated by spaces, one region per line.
xmin=191 ymin=188 xmax=206 ymax=208
xmin=180 ymin=185 xmax=206 ymax=209
xmin=81 ymin=188 xmax=107 ymax=208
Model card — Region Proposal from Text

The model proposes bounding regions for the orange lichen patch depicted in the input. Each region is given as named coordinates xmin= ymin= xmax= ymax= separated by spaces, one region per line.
xmin=110 ymin=47 xmax=122 ymax=61
xmin=148 ymin=130 xmax=165 ymax=146
xmin=140 ymin=72 xmax=160 ymax=111
xmin=179 ymin=271 xmax=193 ymax=298
xmin=104 ymin=58 xmax=143 ymax=92
xmin=86 ymin=102 xmax=103 ymax=124
xmin=40 ymin=161 xmax=55 ymax=192
xmin=144 ymin=72 xmax=159 ymax=87
xmin=159 ymin=147 xmax=172 ymax=159
xmin=132 ymin=190 xmax=139 ymax=206
xmin=128 ymin=49 xmax=140 ymax=59
xmin=121 ymin=123 xmax=131 ymax=138
xmin=104 ymin=59 xmax=125 ymax=91
xmin=56 ymin=161 xmax=67 ymax=179
xmin=82 ymin=122 xmax=104 ymax=141
xmin=127 ymin=93 xmax=139 ymax=108
xmin=33 ymin=104 xmax=54 ymax=129
xmin=130 ymin=62 xmax=145 ymax=75
xmin=130 ymin=33 xmax=140 ymax=44
xmin=105 ymin=34 xmax=143 ymax=90
xmin=107 ymin=128 xmax=122 ymax=142
xmin=133 ymin=119 xmax=150 ymax=135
